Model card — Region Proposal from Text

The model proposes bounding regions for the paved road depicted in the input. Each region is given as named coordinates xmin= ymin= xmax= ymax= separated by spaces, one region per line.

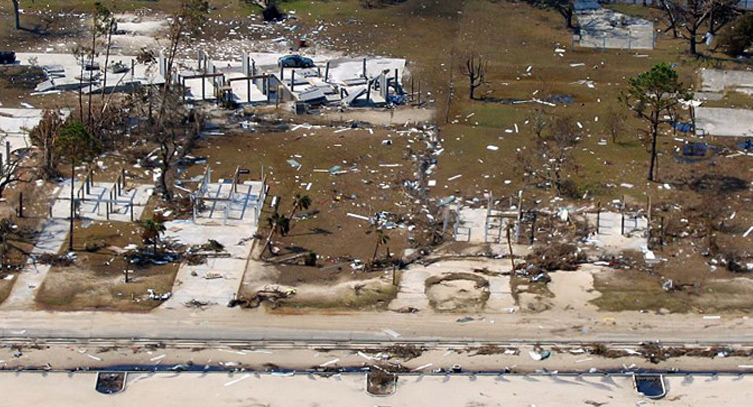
xmin=1 ymin=307 xmax=752 ymax=344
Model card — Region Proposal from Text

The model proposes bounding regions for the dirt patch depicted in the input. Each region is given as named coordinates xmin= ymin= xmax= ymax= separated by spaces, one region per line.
xmin=0 ymin=65 xmax=46 ymax=90
xmin=180 ymin=123 xmax=416 ymax=262
xmin=35 ymin=221 xmax=178 ymax=311
xmin=511 ymin=275 xmax=555 ymax=313
xmin=271 ymin=277 xmax=398 ymax=311
xmin=425 ymin=272 xmax=489 ymax=312
xmin=0 ymin=276 xmax=14 ymax=304
xmin=274 ymin=264 xmax=383 ymax=286
xmin=591 ymin=269 xmax=753 ymax=313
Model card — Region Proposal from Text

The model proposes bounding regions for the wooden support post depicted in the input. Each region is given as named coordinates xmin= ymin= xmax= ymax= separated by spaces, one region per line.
xmin=530 ymin=212 xmax=537 ymax=244
xmin=212 ymin=66 xmax=217 ymax=100
xmin=18 ymin=192 xmax=23 ymax=218
xmin=0 ymin=153 xmax=4 ymax=176
xmin=291 ymin=70 xmax=295 ymax=92
xmin=325 ymin=61 xmax=330 ymax=82
xmin=247 ymin=78 xmax=251 ymax=104
xmin=660 ymin=216 xmax=665 ymax=250
xmin=362 ymin=58 xmax=367 ymax=78
xmin=596 ymin=201 xmax=601 ymax=234
xmin=621 ymin=195 xmax=626 ymax=235
xmin=515 ymin=190 xmax=523 ymax=243
xmin=202 ymin=75 xmax=206 ymax=100
xmin=506 ymin=226 xmax=515 ymax=271
xmin=130 ymin=200 xmax=134 ymax=222
xmin=647 ymin=195 xmax=652 ymax=245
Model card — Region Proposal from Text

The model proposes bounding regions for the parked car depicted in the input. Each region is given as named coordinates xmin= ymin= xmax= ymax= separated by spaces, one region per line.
xmin=277 ymin=55 xmax=315 ymax=68
xmin=0 ymin=51 xmax=16 ymax=65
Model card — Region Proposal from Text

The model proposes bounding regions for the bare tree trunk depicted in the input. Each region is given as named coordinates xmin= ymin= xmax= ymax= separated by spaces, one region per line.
xmin=158 ymin=146 xmax=172 ymax=201
xmin=78 ymin=54 xmax=85 ymax=122
xmin=12 ymin=0 xmax=20 ymax=30
xmin=69 ymin=160 xmax=75 ymax=252
xmin=88 ymin=26 xmax=97 ymax=131
xmin=262 ymin=224 xmax=277 ymax=258
xmin=689 ymin=28 xmax=698 ymax=54
xmin=101 ymin=24 xmax=113 ymax=101
xmin=648 ymin=120 xmax=659 ymax=182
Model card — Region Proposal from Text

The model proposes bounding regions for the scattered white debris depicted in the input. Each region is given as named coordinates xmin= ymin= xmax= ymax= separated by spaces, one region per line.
xmin=382 ymin=328 xmax=401 ymax=338
xmin=357 ymin=351 xmax=373 ymax=361
xmin=319 ymin=358 xmax=340 ymax=367
xmin=346 ymin=213 xmax=370 ymax=221
xmin=224 ymin=374 xmax=252 ymax=387
xmin=743 ymin=226 xmax=753 ymax=238
xmin=411 ymin=363 xmax=433 ymax=372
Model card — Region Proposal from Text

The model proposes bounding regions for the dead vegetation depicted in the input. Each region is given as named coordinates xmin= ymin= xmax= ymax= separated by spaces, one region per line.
xmin=527 ymin=242 xmax=586 ymax=271
xmin=366 ymin=367 xmax=397 ymax=396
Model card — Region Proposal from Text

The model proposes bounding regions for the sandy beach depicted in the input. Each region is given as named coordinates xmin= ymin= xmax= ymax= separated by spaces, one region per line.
xmin=1 ymin=371 xmax=751 ymax=406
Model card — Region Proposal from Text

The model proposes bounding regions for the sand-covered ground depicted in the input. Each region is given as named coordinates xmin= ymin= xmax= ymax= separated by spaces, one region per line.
xmin=1 ymin=371 xmax=751 ymax=406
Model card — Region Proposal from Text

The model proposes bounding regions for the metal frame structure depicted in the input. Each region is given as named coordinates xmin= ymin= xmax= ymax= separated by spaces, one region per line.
xmin=73 ymin=169 xmax=137 ymax=221
xmin=191 ymin=166 xmax=268 ymax=225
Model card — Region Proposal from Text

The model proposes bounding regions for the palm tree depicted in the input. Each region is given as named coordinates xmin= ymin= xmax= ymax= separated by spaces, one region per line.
xmin=372 ymin=228 xmax=390 ymax=263
xmin=141 ymin=214 xmax=166 ymax=255
xmin=263 ymin=212 xmax=290 ymax=257
xmin=288 ymin=193 xmax=312 ymax=223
